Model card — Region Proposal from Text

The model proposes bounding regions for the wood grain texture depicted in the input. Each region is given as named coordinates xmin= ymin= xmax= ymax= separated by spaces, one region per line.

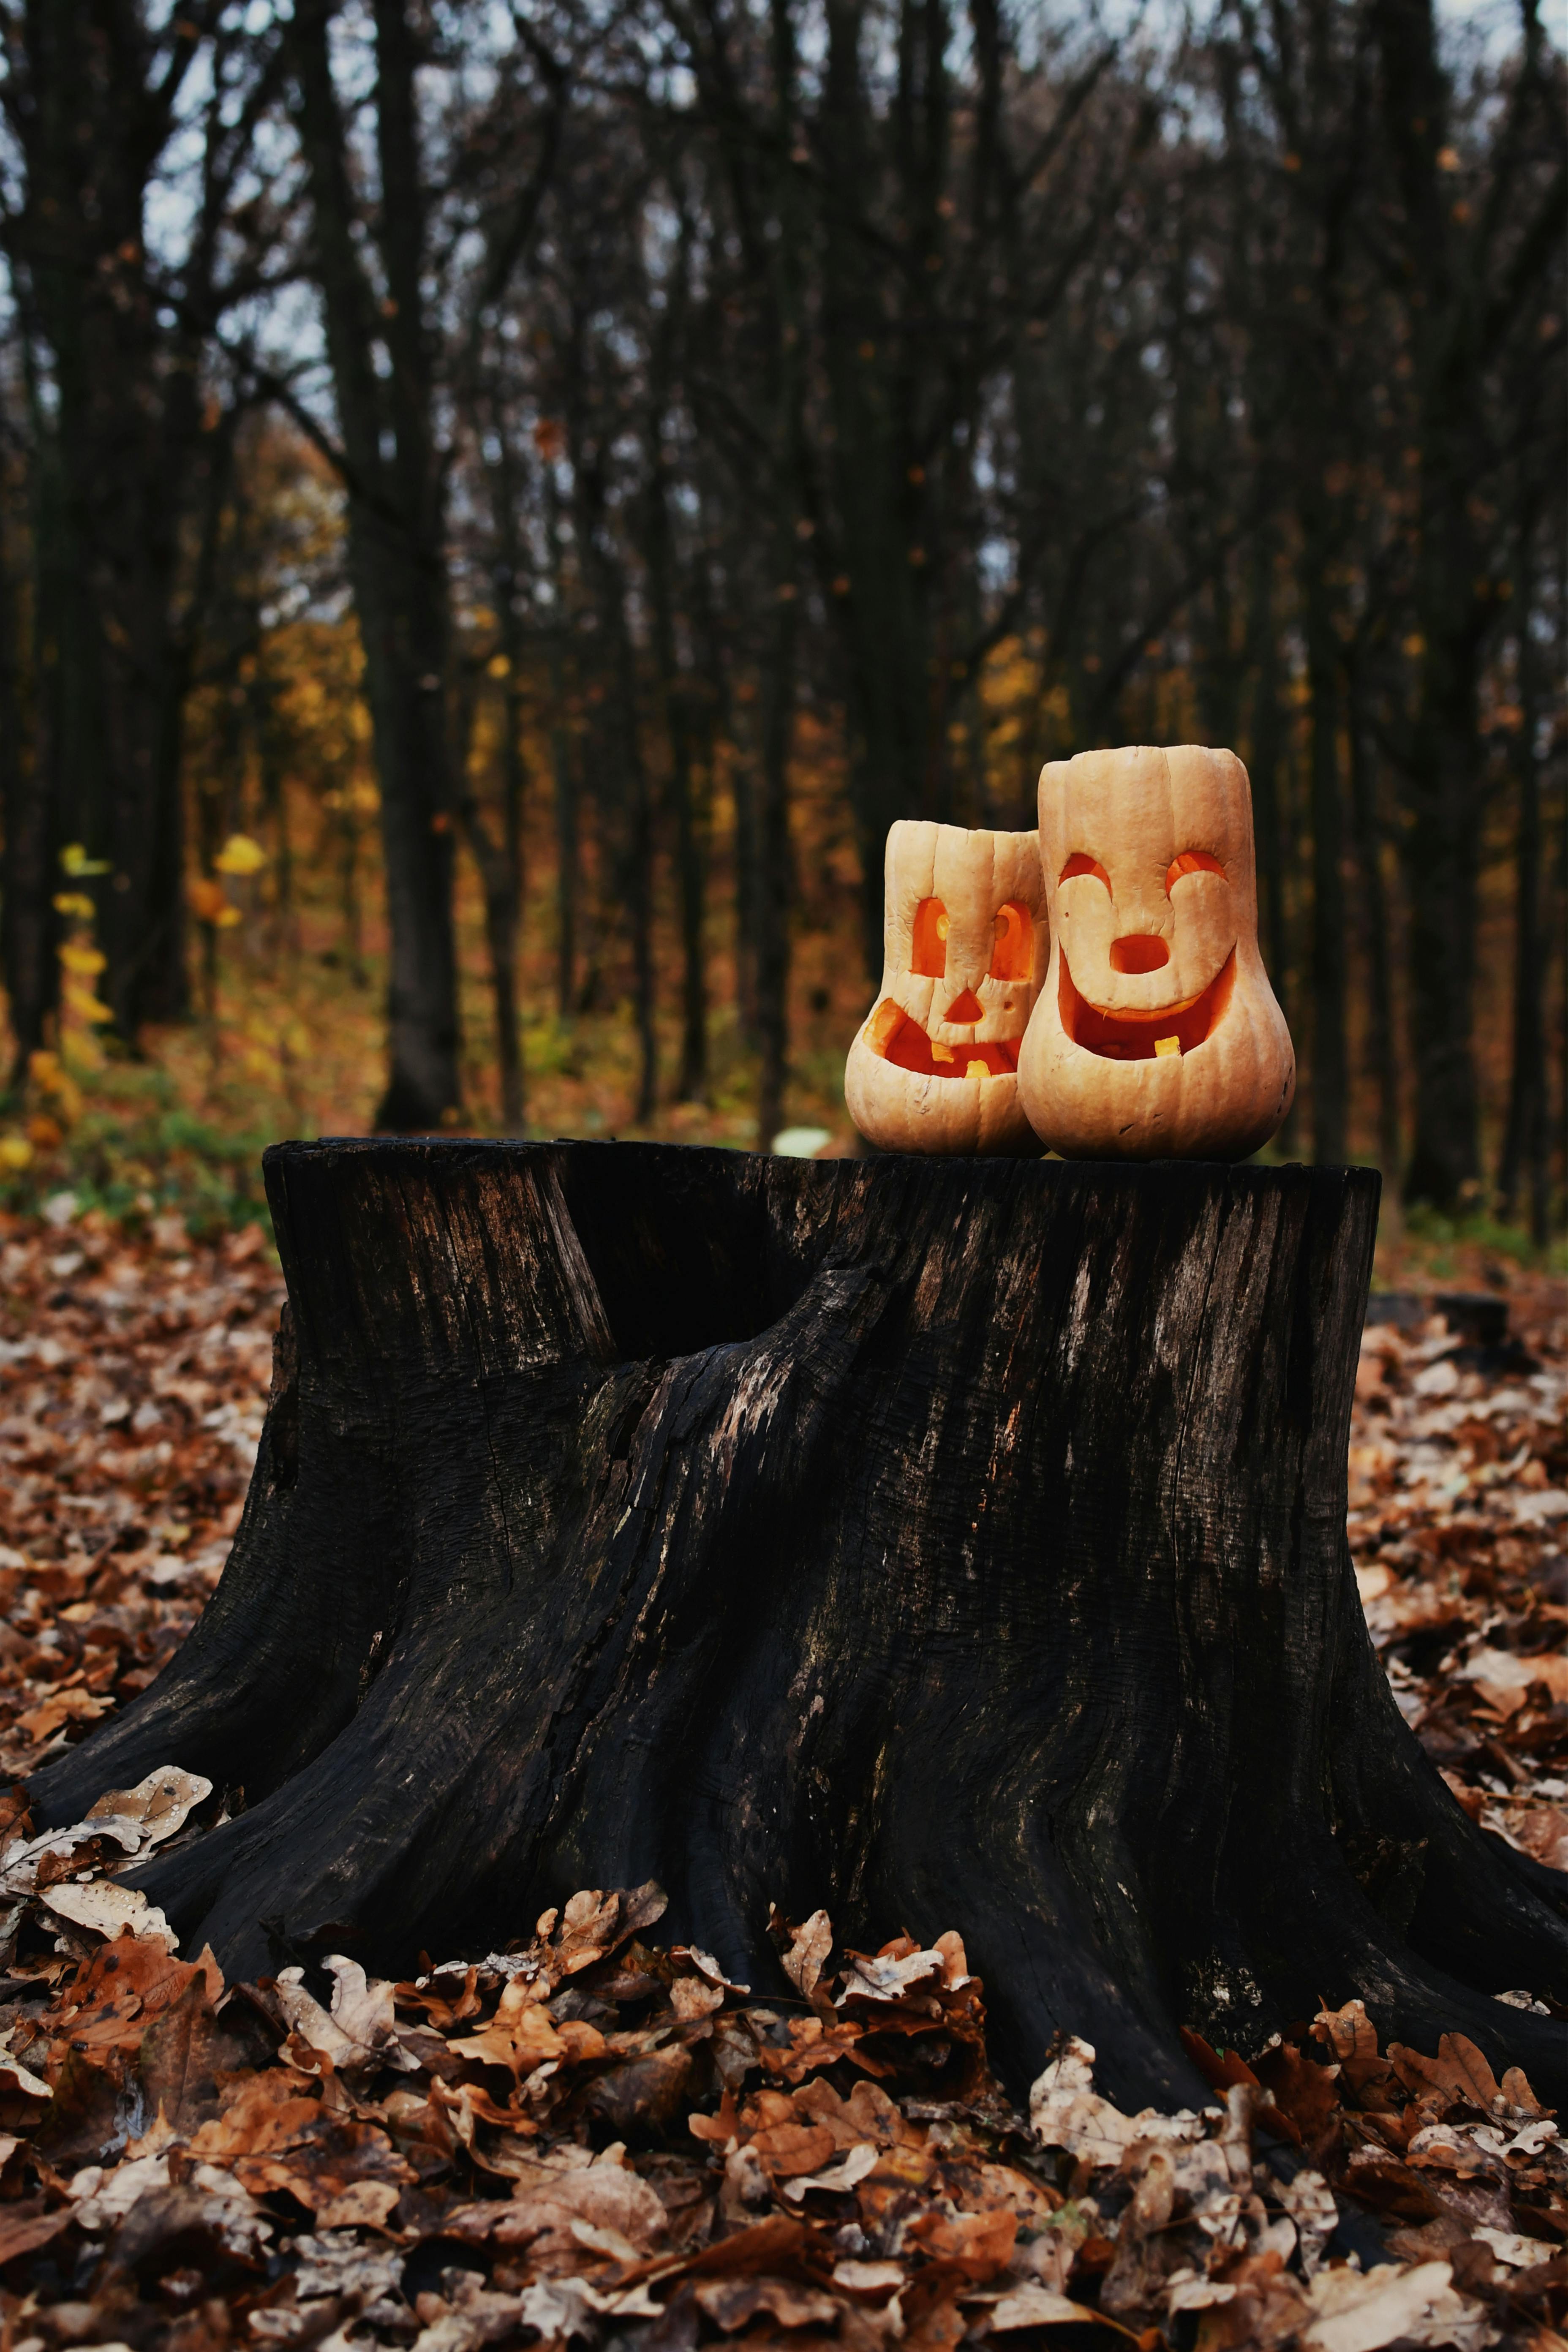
xmin=31 ymin=1142 xmax=1567 ymax=2109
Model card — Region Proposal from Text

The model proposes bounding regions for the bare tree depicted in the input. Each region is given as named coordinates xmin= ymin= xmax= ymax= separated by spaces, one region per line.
xmin=0 ymin=0 xmax=289 ymax=1063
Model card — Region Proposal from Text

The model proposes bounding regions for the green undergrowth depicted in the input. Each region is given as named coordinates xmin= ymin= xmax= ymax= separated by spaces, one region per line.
xmin=0 ymin=1073 xmax=273 ymax=1238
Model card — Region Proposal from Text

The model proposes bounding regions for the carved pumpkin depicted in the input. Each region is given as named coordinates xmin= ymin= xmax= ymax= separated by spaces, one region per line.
xmin=845 ymin=821 xmax=1048 ymax=1155
xmin=1017 ymin=744 xmax=1295 ymax=1161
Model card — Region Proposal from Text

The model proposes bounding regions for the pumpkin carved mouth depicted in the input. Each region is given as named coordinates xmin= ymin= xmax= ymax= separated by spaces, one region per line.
xmin=865 ymin=999 xmax=1020 ymax=1079
xmin=1060 ymin=948 xmax=1236 ymax=1062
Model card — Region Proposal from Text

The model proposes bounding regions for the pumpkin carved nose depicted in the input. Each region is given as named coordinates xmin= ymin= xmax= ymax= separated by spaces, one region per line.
xmin=942 ymin=987 xmax=985 ymax=1024
xmin=1110 ymin=936 xmax=1170 ymax=975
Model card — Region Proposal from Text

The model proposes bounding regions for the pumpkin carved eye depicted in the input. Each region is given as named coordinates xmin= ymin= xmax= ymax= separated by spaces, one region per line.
xmin=1059 ymin=853 xmax=1111 ymax=890
xmin=910 ymin=897 xmax=949 ymax=977
xmin=988 ymin=901 xmax=1033 ymax=981
xmin=1166 ymin=850 xmax=1225 ymax=892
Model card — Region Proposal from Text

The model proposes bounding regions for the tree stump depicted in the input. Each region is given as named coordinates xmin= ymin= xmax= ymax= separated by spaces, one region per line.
xmin=32 ymin=1142 xmax=1567 ymax=2109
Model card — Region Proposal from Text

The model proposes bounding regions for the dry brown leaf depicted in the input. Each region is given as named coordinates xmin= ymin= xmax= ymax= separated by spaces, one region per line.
xmin=0 ymin=2198 xmax=72 ymax=2265
xmin=447 ymin=1974 xmax=566 ymax=2074
xmin=750 ymin=2120 xmax=838 ymax=2178
xmin=1299 ymin=2257 xmax=1481 ymax=2351
xmin=693 ymin=2274 xmax=841 ymax=2332
xmin=1312 ymin=2000 xmax=1395 ymax=2099
xmin=1387 ymin=2032 xmax=1502 ymax=2112
xmin=778 ymin=1907 xmax=833 ymax=2002
xmin=40 ymin=1877 xmax=176 ymax=1947
xmin=986 ymin=2281 xmax=1105 ymax=2330
xmin=906 ymin=2206 xmax=1017 ymax=2282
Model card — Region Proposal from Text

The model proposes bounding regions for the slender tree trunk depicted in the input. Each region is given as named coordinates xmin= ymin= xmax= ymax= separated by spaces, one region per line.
xmin=288 ymin=0 xmax=461 ymax=1131
xmin=1370 ymin=0 xmax=1494 ymax=1212
xmin=501 ymin=668 xmax=528 ymax=1113
xmin=672 ymin=702 xmax=708 ymax=1105
xmin=338 ymin=801 xmax=365 ymax=990
xmin=755 ymin=588 xmax=796 ymax=1149
xmin=7 ymin=0 xmax=198 ymax=1045
xmin=1496 ymin=531 xmax=1548 ymax=1244
xmin=454 ymin=663 xmax=524 ymax=1132
xmin=566 ymin=336 xmax=655 ymax=1115
xmin=819 ymin=0 xmax=935 ymax=977
xmin=463 ymin=833 xmax=523 ymax=1132
xmin=1398 ymin=662 xmax=1483 ymax=1211
xmin=1303 ymin=561 xmax=1347 ymax=1165
xmin=752 ymin=0 xmax=806 ymax=1147
xmin=1347 ymin=657 xmax=1401 ymax=1188
xmin=589 ymin=561 xmax=657 ymax=1119
xmin=543 ymin=479 xmax=578 ymax=1026
xmin=15 ymin=238 xmax=101 ymax=1054
xmin=628 ymin=702 xmax=658 ymax=1127
xmin=0 ymin=468 xmax=53 ymax=1085
xmin=598 ymin=558 xmax=656 ymax=1123
xmin=550 ymin=642 xmax=579 ymax=1031
xmin=486 ymin=428 xmax=530 ymax=1131
xmin=1246 ymin=542 xmax=1295 ymax=1154
xmin=732 ymin=727 xmax=760 ymax=1043
xmin=644 ymin=438 xmax=707 ymax=1104
xmin=257 ymin=667 xmax=298 ymax=962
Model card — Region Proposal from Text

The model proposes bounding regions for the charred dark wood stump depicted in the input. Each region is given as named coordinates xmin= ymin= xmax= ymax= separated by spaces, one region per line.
xmin=32 ymin=1142 xmax=1567 ymax=2108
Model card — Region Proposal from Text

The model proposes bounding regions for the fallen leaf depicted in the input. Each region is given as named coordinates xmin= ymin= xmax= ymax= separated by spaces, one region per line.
xmin=84 ymin=1765 xmax=212 ymax=1852
xmin=692 ymin=2273 xmax=841 ymax=2331
xmin=16 ymin=1685 xmax=117 ymax=1743
xmin=987 ymin=2282 xmax=1103 ymax=2330
xmin=1387 ymin=2033 xmax=1501 ymax=2111
xmin=781 ymin=2141 xmax=879 ymax=2202
xmin=777 ymin=1908 xmax=833 ymax=2002
xmin=40 ymin=1879 xmax=177 ymax=1947
xmin=0 ymin=2198 xmax=72 ymax=2265
xmin=749 ymin=2120 xmax=837 ymax=2178
xmin=1299 ymin=2257 xmax=1483 ymax=2352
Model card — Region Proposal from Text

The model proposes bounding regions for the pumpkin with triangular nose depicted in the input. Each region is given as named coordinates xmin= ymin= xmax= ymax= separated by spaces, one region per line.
xmin=845 ymin=821 xmax=1048 ymax=1154
xmin=1018 ymin=744 xmax=1295 ymax=1161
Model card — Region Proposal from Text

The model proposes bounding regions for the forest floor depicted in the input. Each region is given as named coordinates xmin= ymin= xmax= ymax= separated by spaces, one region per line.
xmin=0 ymin=1205 xmax=1561 ymax=2351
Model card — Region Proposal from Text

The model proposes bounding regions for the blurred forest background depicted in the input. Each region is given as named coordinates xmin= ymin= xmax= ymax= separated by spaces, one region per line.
xmin=0 ymin=0 xmax=1562 ymax=1246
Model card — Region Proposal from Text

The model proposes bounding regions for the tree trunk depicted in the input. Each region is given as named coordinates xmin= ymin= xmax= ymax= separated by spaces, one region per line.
xmin=755 ymin=583 xmax=796 ymax=1150
xmin=484 ymin=417 xmax=531 ymax=1132
xmin=288 ymin=0 xmax=462 ymax=1132
xmin=0 ymin=474 xmax=54 ymax=1085
xmin=256 ymin=666 xmax=299 ymax=964
xmin=30 ymin=1142 xmax=1567 ymax=2113
xmin=1347 ymin=656 xmax=1402 ymax=1189
xmin=1369 ymin=0 xmax=1490 ymax=1214
xmin=1303 ymin=561 xmax=1347 ymax=1166
xmin=6 ymin=0 xmax=258 ymax=1042
xmin=731 ymin=730 xmax=760 ymax=1044
xmin=1245 ymin=539 xmax=1295 ymax=1155
xmin=1496 ymin=531 xmax=1548 ymax=1245
xmin=569 ymin=373 xmax=656 ymax=1123
xmin=618 ymin=621 xmax=657 ymax=1127
xmin=454 ymin=675 xmax=525 ymax=1135
xmin=648 ymin=481 xmax=708 ymax=1108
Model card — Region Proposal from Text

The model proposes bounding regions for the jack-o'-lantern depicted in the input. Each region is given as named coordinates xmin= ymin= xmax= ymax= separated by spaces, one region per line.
xmin=845 ymin=821 xmax=1048 ymax=1155
xmin=1017 ymin=744 xmax=1294 ymax=1161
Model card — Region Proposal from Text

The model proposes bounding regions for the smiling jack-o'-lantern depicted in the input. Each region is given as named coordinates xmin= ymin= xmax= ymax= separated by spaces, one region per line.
xmin=845 ymin=821 xmax=1048 ymax=1155
xmin=1017 ymin=744 xmax=1294 ymax=1161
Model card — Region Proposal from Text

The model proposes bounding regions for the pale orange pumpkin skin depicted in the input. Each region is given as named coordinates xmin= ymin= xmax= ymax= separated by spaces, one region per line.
xmin=845 ymin=821 xmax=1048 ymax=1155
xmin=1017 ymin=745 xmax=1295 ymax=1162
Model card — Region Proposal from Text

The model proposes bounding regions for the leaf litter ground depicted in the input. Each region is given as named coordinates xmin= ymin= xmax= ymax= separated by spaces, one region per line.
xmin=0 ymin=1206 xmax=1563 ymax=2352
